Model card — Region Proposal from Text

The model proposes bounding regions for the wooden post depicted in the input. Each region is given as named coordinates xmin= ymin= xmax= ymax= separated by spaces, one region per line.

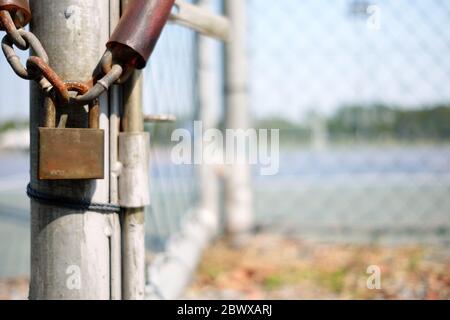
xmin=29 ymin=0 xmax=120 ymax=299
xmin=223 ymin=0 xmax=253 ymax=243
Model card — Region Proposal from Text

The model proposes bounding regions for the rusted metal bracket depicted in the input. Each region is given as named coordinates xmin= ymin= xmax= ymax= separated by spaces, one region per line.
xmin=170 ymin=0 xmax=230 ymax=41
xmin=107 ymin=0 xmax=176 ymax=69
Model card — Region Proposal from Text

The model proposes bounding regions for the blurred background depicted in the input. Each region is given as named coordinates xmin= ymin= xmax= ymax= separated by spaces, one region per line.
xmin=0 ymin=0 xmax=449 ymax=299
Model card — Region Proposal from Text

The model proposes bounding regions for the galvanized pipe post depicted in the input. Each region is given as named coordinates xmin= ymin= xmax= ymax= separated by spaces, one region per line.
xmin=29 ymin=0 xmax=120 ymax=299
xmin=223 ymin=0 xmax=253 ymax=243
xmin=109 ymin=0 xmax=123 ymax=301
xmin=171 ymin=0 xmax=230 ymax=41
xmin=119 ymin=0 xmax=147 ymax=301
xmin=197 ymin=0 xmax=220 ymax=237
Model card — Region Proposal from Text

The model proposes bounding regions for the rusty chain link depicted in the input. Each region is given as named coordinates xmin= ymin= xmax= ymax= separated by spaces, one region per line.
xmin=1 ymin=28 xmax=48 ymax=79
xmin=0 ymin=10 xmax=26 ymax=49
xmin=0 ymin=9 xmax=130 ymax=108
xmin=0 ymin=0 xmax=174 ymax=108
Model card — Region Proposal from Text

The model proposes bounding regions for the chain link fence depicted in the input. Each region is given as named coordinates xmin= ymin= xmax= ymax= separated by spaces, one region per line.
xmin=143 ymin=15 xmax=199 ymax=254
xmin=0 ymin=2 xmax=204 ymax=286
xmin=250 ymin=0 xmax=450 ymax=245
xmin=0 ymin=0 xmax=449 ymax=297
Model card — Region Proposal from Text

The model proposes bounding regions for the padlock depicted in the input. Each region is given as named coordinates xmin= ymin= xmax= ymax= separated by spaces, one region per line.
xmin=0 ymin=0 xmax=31 ymax=30
xmin=38 ymin=83 xmax=104 ymax=180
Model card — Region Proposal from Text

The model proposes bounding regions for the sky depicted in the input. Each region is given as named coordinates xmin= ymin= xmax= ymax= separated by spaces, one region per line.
xmin=247 ymin=0 xmax=450 ymax=120
xmin=0 ymin=0 xmax=450 ymax=122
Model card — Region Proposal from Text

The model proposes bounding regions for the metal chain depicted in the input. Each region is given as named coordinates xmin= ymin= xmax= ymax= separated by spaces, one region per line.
xmin=2 ymin=28 xmax=48 ymax=79
xmin=0 ymin=10 xmax=27 ymax=49
xmin=0 ymin=8 xmax=132 ymax=107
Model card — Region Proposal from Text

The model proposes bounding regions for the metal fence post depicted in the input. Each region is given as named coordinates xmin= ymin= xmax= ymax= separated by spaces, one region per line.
xmin=119 ymin=0 xmax=147 ymax=301
xmin=223 ymin=0 xmax=253 ymax=243
xmin=197 ymin=0 xmax=220 ymax=238
xmin=109 ymin=0 xmax=123 ymax=301
xmin=120 ymin=70 xmax=146 ymax=300
xmin=29 ymin=0 xmax=118 ymax=299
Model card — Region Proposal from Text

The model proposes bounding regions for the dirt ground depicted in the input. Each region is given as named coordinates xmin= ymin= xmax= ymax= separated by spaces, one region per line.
xmin=1 ymin=234 xmax=449 ymax=300
xmin=0 ymin=277 xmax=28 ymax=300
xmin=185 ymin=234 xmax=450 ymax=300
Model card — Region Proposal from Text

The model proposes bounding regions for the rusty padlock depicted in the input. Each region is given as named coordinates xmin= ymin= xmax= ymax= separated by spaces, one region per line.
xmin=38 ymin=83 xmax=104 ymax=180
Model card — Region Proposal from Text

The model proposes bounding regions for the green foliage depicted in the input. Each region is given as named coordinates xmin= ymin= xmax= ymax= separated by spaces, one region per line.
xmin=255 ymin=104 xmax=450 ymax=145
xmin=0 ymin=120 xmax=28 ymax=133
xmin=145 ymin=121 xmax=183 ymax=146
xmin=321 ymin=269 xmax=347 ymax=294
xmin=255 ymin=117 xmax=310 ymax=145
xmin=327 ymin=104 xmax=450 ymax=143
xmin=262 ymin=275 xmax=285 ymax=291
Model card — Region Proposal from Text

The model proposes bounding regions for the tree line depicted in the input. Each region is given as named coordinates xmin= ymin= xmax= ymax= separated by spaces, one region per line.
xmin=255 ymin=104 xmax=450 ymax=144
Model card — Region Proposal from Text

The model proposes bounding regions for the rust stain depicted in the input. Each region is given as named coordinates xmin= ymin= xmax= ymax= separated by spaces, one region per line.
xmin=39 ymin=128 xmax=104 ymax=180
xmin=27 ymin=56 xmax=70 ymax=104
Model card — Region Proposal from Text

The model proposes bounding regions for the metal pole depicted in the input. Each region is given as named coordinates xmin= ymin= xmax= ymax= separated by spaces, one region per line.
xmin=223 ymin=0 xmax=253 ymax=244
xmin=120 ymin=70 xmax=146 ymax=300
xmin=109 ymin=0 xmax=123 ymax=301
xmin=171 ymin=0 xmax=230 ymax=41
xmin=120 ymin=0 xmax=146 ymax=300
xmin=197 ymin=0 xmax=220 ymax=237
xmin=29 ymin=0 xmax=118 ymax=299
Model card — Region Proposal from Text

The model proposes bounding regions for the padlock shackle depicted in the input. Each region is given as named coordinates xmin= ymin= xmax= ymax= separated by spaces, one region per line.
xmin=64 ymin=82 xmax=100 ymax=130
xmin=42 ymin=96 xmax=56 ymax=129
xmin=43 ymin=82 xmax=100 ymax=130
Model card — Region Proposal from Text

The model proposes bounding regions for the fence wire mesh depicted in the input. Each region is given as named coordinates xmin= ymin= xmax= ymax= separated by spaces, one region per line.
xmin=0 ymin=3 xmax=203 ymax=282
xmin=143 ymin=17 xmax=200 ymax=254
xmin=250 ymin=0 xmax=450 ymax=245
